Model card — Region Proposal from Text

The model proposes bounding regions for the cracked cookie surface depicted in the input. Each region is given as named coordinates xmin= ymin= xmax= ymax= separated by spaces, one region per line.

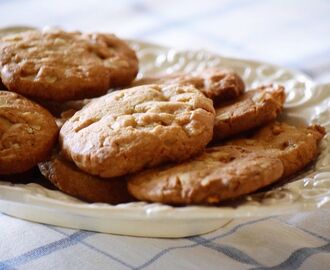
xmin=127 ymin=122 xmax=325 ymax=205
xmin=0 ymin=29 xmax=138 ymax=101
xmin=0 ymin=91 xmax=58 ymax=174
xmin=213 ymin=85 xmax=285 ymax=141
xmin=128 ymin=145 xmax=284 ymax=205
xmin=60 ymin=84 xmax=215 ymax=178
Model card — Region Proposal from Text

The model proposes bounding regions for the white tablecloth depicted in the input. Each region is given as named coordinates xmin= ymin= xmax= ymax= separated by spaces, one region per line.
xmin=0 ymin=0 xmax=329 ymax=269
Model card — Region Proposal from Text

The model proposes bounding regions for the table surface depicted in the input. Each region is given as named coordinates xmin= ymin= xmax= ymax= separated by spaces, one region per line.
xmin=0 ymin=0 xmax=330 ymax=269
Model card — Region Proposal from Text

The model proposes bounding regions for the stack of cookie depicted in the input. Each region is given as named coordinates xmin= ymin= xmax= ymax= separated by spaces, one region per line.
xmin=0 ymin=29 xmax=325 ymax=205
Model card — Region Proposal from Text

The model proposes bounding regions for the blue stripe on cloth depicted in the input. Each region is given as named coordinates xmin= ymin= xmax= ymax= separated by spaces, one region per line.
xmin=0 ymin=263 xmax=16 ymax=270
xmin=134 ymin=217 xmax=272 ymax=270
xmin=47 ymin=226 xmax=135 ymax=269
xmin=277 ymin=218 xmax=330 ymax=243
xmin=133 ymin=0 xmax=262 ymax=39
xmin=200 ymin=216 xmax=273 ymax=243
xmin=0 ymin=231 xmax=93 ymax=268
xmin=251 ymin=243 xmax=330 ymax=270
xmin=189 ymin=236 xmax=264 ymax=267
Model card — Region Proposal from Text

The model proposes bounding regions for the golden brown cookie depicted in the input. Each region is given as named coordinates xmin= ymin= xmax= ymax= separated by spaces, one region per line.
xmin=128 ymin=145 xmax=284 ymax=205
xmin=127 ymin=122 xmax=325 ymax=205
xmin=133 ymin=68 xmax=245 ymax=102
xmin=60 ymin=84 xmax=215 ymax=178
xmin=0 ymin=29 xmax=138 ymax=101
xmin=0 ymin=91 xmax=58 ymax=174
xmin=213 ymin=85 xmax=285 ymax=141
xmin=230 ymin=122 xmax=326 ymax=178
xmin=38 ymin=152 xmax=133 ymax=204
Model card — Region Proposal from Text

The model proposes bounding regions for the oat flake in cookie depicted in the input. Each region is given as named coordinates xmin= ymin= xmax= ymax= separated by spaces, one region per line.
xmin=0 ymin=91 xmax=58 ymax=174
xmin=60 ymin=84 xmax=215 ymax=178
xmin=0 ymin=29 xmax=138 ymax=101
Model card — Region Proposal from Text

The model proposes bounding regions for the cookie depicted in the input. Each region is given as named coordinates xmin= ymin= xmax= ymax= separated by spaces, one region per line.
xmin=38 ymin=152 xmax=133 ymax=204
xmin=230 ymin=122 xmax=326 ymax=178
xmin=60 ymin=84 xmax=215 ymax=178
xmin=127 ymin=122 xmax=324 ymax=205
xmin=0 ymin=91 xmax=58 ymax=174
xmin=128 ymin=145 xmax=284 ymax=205
xmin=133 ymin=68 xmax=245 ymax=102
xmin=0 ymin=29 xmax=138 ymax=101
xmin=213 ymin=85 xmax=285 ymax=141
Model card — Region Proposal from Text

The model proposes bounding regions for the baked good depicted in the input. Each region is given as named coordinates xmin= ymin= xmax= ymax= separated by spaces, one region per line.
xmin=127 ymin=122 xmax=325 ymax=205
xmin=39 ymin=152 xmax=133 ymax=204
xmin=60 ymin=84 xmax=215 ymax=178
xmin=0 ymin=29 xmax=138 ymax=101
xmin=230 ymin=122 xmax=326 ymax=177
xmin=213 ymin=85 xmax=285 ymax=141
xmin=0 ymin=91 xmax=58 ymax=174
xmin=133 ymin=68 xmax=245 ymax=102
xmin=128 ymin=145 xmax=283 ymax=205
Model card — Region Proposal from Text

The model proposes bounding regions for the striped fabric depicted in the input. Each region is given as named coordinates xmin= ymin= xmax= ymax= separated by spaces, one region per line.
xmin=0 ymin=0 xmax=329 ymax=269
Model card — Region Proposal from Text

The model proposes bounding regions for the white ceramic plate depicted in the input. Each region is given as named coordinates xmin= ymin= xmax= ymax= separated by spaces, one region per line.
xmin=0 ymin=27 xmax=329 ymax=238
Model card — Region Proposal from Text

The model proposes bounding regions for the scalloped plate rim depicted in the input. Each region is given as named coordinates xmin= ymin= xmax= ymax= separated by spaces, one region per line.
xmin=0 ymin=27 xmax=329 ymax=234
